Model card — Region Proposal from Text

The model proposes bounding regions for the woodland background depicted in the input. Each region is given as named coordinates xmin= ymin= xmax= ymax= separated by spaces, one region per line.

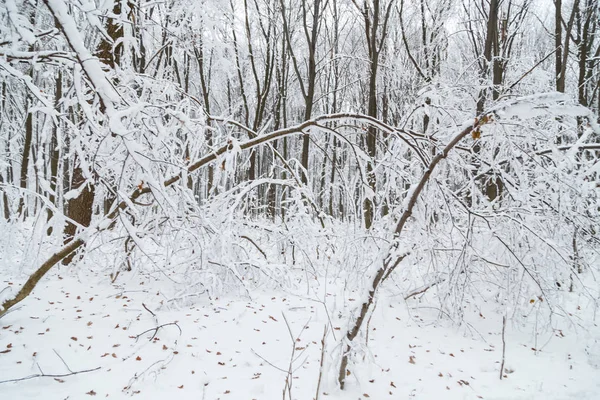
xmin=0 ymin=0 xmax=599 ymax=396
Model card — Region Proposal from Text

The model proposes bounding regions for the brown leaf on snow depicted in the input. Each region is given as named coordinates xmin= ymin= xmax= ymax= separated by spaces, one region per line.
xmin=390 ymin=381 xmax=396 ymax=388
xmin=86 ymin=390 xmax=96 ymax=396
xmin=136 ymin=356 xmax=142 ymax=361
xmin=6 ymin=343 xmax=12 ymax=348
xmin=71 ymin=337 xmax=78 ymax=341
xmin=268 ymin=315 xmax=278 ymax=322
xmin=178 ymin=385 xmax=184 ymax=389
xmin=0 ymin=349 xmax=11 ymax=354
xmin=54 ymin=378 xmax=65 ymax=383
xmin=363 ymin=394 xmax=370 ymax=398
xmin=87 ymin=321 xmax=93 ymax=326
xmin=409 ymin=356 xmax=416 ymax=364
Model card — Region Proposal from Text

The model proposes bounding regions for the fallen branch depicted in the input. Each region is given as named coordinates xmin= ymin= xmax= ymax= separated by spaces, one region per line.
xmin=134 ymin=322 xmax=182 ymax=342
xmin=1 ymin=239 xmax=84 ymax=317
xmin=0 ymin=112 xmax=399 ymax=318
xmin=0 ymin=366 xmax=100 ymax=384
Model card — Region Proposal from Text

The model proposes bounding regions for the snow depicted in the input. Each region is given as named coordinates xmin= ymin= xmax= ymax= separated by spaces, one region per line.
xmin=1 ymin=258 xmax=599 ymax=399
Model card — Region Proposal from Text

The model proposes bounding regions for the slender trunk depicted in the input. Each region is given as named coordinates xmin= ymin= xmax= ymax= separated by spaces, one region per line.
xmin=47 ymin=70 xmax=62 ymax=234
xmin=17 ymin=97 xmax=34 ymax=218
xmin=1 ymin=81 xmax=10 ymax=220
xmin=555 ymin=0 xmax=563 ymax=91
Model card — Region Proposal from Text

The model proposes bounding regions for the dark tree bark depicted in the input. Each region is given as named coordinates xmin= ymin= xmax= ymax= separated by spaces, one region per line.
xmin=62 ymin=166 xmax=95 ymax=265
xmin=280 ymin=0 xmax=324 ymax=184
xmin=46 ymin=70 xmax=62 ymax=234
xmin=357 ymin=0 xmax=395 ymax=229
xmin=556 ymin=0 xmax=581 ymax=93
xmin=96 ymin=0 xmax=126 ymax=69
xmin=17 ymin=97 xmax=33 ymax=218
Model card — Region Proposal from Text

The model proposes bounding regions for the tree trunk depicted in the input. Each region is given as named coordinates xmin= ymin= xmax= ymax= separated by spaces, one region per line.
xmin=47 ymin=70 xmax=62 ymax=234
xmin=17 ymin=97 xmax=33 ymax=218
xmin=62 ymin=166 xmax=95 ymax=265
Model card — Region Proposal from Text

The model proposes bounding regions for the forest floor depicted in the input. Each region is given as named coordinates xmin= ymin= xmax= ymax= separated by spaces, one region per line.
xmin=1 ymin=262 xmax=599 ymax=400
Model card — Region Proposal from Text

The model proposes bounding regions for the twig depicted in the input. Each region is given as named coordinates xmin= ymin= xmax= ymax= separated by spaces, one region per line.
xmin=0 ymin=366 xmax=100 ymax=384
xmin=53 ymin=349 xmax=72 ymax=373
xmin=500 ymin=315 xmax=506 ymax=380
xmin=404 ymin=278 xmax=445 ymax=300
xmin=315 ymin=325 xmax=328 ymax=400
xmin=251 ymin=349 xmax=288 ymax=373
xmin=134 ymin=322 xmax=182 ymax=342
xmin=240 ymin=235 xmax=267 ymax=259
xmin=282 ymin=313 xmax=303 ymax=400
xmin=142 ymin=303 xmax=156 ymax=317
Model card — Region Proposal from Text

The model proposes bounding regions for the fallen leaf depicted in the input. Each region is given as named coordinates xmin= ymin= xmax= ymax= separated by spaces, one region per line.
xmin=136 ymin=356 xmax=142 ymax=361
xmin=71 ymin=337 xmax=78 ymax=341
xmin=86 ymin=390 xmax=96 ymax=396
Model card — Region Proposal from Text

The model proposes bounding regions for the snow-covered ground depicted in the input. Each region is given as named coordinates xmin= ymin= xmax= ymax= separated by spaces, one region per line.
xmin=2 ymin=262 xmax=599 ymax=399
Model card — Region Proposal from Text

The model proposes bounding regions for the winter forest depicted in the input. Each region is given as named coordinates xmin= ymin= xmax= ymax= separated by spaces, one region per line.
xmin=0 ymin=0 xmax=599 ymax=398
